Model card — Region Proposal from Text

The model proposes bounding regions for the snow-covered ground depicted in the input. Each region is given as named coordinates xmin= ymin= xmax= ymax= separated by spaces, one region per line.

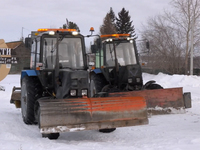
xmin=0 ymin=73 xmax=200 ymax=150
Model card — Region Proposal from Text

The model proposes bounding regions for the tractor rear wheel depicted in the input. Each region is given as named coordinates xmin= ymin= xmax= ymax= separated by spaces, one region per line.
xmin=146 ymin=84 xmax=163 ymax=89
xmin=21 ymin=76 xmax=42 ymax=124
xmin=143 ymin=80 xmax=163 ymax=90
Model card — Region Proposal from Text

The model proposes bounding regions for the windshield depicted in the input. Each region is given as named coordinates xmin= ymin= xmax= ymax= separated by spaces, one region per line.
xmin=105 ymin=41 xmax=137 ymax=67
xmin=43 ymin=37 xmax=83 ymax=69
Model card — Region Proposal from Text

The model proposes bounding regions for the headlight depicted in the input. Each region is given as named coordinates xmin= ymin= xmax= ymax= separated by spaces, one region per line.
xmin=70 ymin=90 xmax=77 ymax=96
xmin=128 ymin=78 xmax=133 ymax=83
xmin=82 ymin=89 xmax=88 ymax=96
xmin=49 ymin=31 xmax=55 ymax=35
xmin=72 ymin=31 xmax=79 ymax=35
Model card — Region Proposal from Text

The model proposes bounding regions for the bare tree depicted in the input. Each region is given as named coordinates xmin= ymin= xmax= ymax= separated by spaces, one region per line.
xmin=141 ymin=15 xmax=184 ymax=74
xmin=165 ymin=0 xmax=200 ymax=74
xmin=140 ymin=0 xmax=200 ymax=74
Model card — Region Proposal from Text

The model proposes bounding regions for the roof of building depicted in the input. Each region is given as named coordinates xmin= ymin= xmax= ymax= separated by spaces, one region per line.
xmin=0 ymin=39 xmax=8 ymax=48
xmin=6 ymin=41 xmax=23 ymax=49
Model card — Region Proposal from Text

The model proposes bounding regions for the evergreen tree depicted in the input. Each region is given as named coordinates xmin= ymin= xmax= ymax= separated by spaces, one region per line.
xmin=63 ymin=21 xmax=80 ymax=32
xmin=108 ymin=7 xmax=116 ymax=26
xmin=100 ymin=13 xmax=116 ymax=35
xmin=116 ymin=8 xmax=136 ymax=38
xmin=63 ymin=24 xmax=67 ymax=29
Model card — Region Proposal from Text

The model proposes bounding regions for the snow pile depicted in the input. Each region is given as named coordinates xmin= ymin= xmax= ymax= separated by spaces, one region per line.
xmin=143 ymin=72 xmax=200 ymax=98
xmin=0 ymin=73 xmax=200 ymax=150
xmin=40 ymin=126 xmax=86 ymax=133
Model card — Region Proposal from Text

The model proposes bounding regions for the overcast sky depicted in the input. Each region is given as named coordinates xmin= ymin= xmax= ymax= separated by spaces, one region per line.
xmin=0 ymin=0 xmax=172 ymax=44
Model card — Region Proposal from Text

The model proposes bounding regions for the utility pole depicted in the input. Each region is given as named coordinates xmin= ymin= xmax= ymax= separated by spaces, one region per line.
xmin=190 ymin=14 xmax=195 ymax=75
xmin=21 ymin=27 xmax=24 ymax=42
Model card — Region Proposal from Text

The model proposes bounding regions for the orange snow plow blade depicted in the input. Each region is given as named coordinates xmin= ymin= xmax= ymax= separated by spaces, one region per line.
xmin=109 ymin=87 xmax=191 ymax=115
xmin=38 ymin=96 xmax=148 ymax=134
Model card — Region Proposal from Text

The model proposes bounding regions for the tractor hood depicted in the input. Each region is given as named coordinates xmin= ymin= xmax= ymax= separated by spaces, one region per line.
xmin=102 ymin=64 xmax=143 ymax=90
xmin=56 ymin=70 xmax=89 ymax=99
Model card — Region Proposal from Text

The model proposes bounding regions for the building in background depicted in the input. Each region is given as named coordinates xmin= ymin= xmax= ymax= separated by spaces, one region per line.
xmin=6 ymin=41 xmax=31 ymax=74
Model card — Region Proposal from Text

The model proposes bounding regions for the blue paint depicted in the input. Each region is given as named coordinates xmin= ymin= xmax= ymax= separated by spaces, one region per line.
xmin=21 ymin=70 xmax=38 ymax=79
xmin=93 ymin=68 xmax=102 ymax=74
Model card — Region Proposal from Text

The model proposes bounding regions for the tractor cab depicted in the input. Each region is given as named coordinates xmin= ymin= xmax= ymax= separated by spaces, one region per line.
xmin=28 ymin=28 xmax=87 ymax=70
xmin=25 ymin=28 xmax=89 ymax=99
xmin=92 ymin=34 xmax=143 ymax=91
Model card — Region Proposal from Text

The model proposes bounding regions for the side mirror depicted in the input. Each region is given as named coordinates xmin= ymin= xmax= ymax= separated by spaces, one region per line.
xmin=25 ymin=37 xmax=31 ymax=49
xmin=96 ymin=38 xmax=102 ymax=50
xmin=91 ymin=45 xmax=97 ymax=53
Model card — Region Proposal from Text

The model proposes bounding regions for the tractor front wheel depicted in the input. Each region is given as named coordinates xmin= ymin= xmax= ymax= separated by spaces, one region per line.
xmin=42 ymin=133 xmax=60 ymax=140
xmin=21 ymin=76 xmax=42 ymax=124
xmin=99 ymin=128 xmax=116 ymax=133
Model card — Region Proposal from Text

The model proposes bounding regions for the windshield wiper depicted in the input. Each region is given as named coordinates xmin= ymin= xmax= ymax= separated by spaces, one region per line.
xmin=51 ymin=35 xmax=65 ymax=53
xmin=108 ymin=42 xmax=120 ymax=61
xmin=108 ymin=43 xmax=114 ymax=61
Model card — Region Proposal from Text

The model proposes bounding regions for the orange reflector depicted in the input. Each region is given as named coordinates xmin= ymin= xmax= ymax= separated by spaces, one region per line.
xmin=37 ymin=28 xmax=77 ymax=32
xmin=101 ymin=34 xmax=130 ymax=38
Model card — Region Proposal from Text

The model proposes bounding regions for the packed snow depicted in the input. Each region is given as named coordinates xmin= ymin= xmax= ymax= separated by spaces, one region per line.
xmin=0 ymin=73 xmax=200 ymax=150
